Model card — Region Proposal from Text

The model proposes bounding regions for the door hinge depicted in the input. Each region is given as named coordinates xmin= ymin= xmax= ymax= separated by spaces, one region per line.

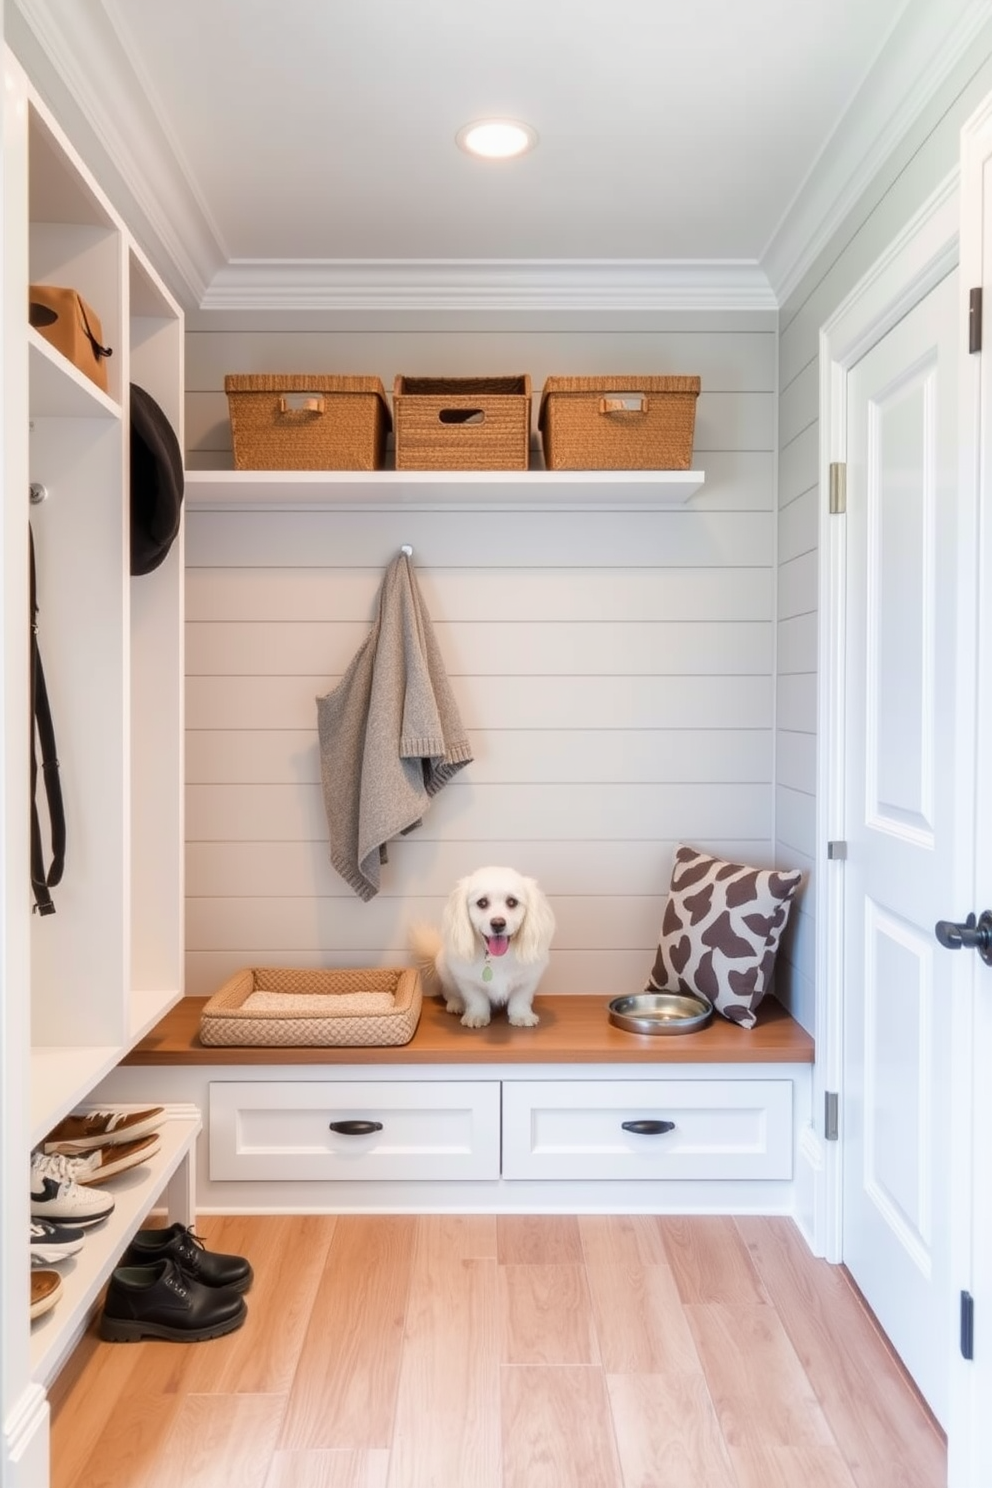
xmin=827 ymin=840 xmax=847 ymax=860
xmin=824 ymin=1091 xmax=839 ymax=1141
xmin=961 ymin=1290 xmax=975 ymax=1361
xmin=970 ymin=287 xmax=983 ymax=354
xmin=829 ymin=462 xmax=846 ymax=514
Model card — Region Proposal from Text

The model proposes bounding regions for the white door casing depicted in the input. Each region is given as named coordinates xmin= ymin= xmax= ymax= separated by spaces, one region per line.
xmin=841 ymin=267 xmax=959 ymax=1427
xmin=953 ymin=90 xmax=992 ymax=1488
xmin=818 ymin=170 xmax=977 ymax=1450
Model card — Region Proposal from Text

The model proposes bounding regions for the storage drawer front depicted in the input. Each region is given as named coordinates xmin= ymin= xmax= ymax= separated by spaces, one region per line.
xmin=209 ymin=1081 xmax=501 ymax=1181
xmin=502 ymin=1079 xmax=793 ymax=1181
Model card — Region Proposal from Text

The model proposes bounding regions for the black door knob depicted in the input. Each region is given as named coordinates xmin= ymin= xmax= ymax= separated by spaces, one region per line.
xmin=934 ymin=910 xmax=992 ymax=966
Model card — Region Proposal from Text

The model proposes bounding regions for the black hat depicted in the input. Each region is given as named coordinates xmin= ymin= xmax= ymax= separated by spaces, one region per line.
xmin=130 ymin=383 xmax=184 ymax=576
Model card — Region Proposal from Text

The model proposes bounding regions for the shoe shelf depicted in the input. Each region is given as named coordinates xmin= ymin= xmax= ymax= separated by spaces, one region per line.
xmin=29 ymin=1104 xmax=200 ymax=1388
xmin=185 ymin=467 xmax=706 ymax=510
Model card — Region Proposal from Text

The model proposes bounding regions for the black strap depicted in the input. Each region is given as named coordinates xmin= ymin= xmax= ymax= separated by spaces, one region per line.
xmin=30 ymin=528 xmax=65 ymax=915
xmin=76 ymin=297 xmax=112 ymax=362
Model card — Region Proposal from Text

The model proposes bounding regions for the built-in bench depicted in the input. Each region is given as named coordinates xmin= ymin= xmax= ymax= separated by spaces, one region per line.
xmin=97 ymin=994 xmax=814 ymax=1216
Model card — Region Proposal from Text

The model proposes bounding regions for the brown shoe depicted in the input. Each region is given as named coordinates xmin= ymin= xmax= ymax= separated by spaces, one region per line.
xmin=35 ymin=1134 xmax=161 ymax=1187
xmin=31 ymin=1269 xmax=63 ymax=1320
xmin=43 ymin=1107 xmax=165 ymax=1153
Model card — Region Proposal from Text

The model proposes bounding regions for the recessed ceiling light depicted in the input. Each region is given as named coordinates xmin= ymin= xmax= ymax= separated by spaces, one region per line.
xmin=456 ymin=119 xmax=537 ymax=160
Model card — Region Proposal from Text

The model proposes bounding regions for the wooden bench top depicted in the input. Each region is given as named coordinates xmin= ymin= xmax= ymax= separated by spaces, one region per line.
xmin=123 ymin=994 xmax=814 ymax=1067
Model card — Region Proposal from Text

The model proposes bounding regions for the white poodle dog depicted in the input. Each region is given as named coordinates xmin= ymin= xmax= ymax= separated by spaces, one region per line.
xmin=410 ymin=866 xmax=556 ymax=1028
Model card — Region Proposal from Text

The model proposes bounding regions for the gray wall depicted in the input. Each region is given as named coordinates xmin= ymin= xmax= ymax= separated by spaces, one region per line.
xmin=772 ymin=22 xmax=992 ymax=1033
xmin=182 ymin=311 xmax=787 ymax=1009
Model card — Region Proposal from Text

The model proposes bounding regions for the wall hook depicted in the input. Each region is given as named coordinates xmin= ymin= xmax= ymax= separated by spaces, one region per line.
xmin=400 ymin=544 xmax=413 ymax=557
xmin=29 ymin=482 xmax=48 ymax=505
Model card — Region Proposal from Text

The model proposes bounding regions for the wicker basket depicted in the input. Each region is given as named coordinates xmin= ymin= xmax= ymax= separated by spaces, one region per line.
xmin=198 ymin=966 xmax=422 ymax=1047
xmin=224 ymin=374 xmax=391 ymax=470
xmin=393 ymin=375 xmax=531 ymax=470
xmin=539 ymin=376 xmax=701 ymax=470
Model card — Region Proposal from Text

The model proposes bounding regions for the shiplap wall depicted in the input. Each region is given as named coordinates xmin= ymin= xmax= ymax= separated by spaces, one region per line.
xmin=773 ymin=24 xmax=992 ymax=1033
xmin=182 ymin=310 xmax=796 ymax=1012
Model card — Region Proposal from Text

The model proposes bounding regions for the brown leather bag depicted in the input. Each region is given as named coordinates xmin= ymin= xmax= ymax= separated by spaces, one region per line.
xmin=29 ymin=284 xmax=112 ymax=393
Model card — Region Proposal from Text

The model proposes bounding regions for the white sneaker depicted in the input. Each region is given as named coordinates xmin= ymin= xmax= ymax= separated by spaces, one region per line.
xmin=31 ymin=1218 xmax=86 ymax=1264
xmin=30 ymin=1151 xmax=115 ymax=1227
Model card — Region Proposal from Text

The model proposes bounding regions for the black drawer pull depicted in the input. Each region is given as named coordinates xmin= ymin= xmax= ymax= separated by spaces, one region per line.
xmin=621 ymin=1119 xmax=675 ymax=1136
xmin=328 ymin=1119 xmax=383 ymax=1135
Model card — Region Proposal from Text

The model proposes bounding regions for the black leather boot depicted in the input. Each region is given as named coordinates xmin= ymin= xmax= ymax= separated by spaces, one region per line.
xmin=99 ymin=1258 xmax=247 ymax=1342
xmin=119 ymin=1222 xmax=253 ymax=1292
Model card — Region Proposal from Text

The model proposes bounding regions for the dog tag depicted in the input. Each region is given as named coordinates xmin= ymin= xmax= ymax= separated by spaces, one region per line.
xmin=482 ymin=964 xmax=493 ymax=982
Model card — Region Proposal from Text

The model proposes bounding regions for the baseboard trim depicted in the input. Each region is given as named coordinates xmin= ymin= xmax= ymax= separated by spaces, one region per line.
xmin=2 ymin=1382 xmax=49 ymax=1488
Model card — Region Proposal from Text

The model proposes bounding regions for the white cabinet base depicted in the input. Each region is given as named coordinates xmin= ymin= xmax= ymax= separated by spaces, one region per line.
xmin=96 ymin=1061 xmax=810 ymax=1218
xmin=209 ymin=1080 xmax=501 ymax=1182
xmin=502 ymin=1078 xmax=793 ymax=1181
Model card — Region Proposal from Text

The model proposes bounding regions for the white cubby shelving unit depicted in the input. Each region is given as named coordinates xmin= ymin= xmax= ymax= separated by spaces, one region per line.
xmin=2 ymin=48 xmax=194 ymax=1482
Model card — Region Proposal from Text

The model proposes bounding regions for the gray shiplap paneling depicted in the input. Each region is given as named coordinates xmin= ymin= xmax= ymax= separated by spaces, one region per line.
xmin=187 ymin=326 xmax=776 ymax=392
xmin=185 ymin=508 xmax=773 ymax=568
xmin=778 ymin=551 xmax=818 ymax=621
xmin=185 ymin=727 xmax=772 ymax=787
xmin=186 ymin=671 xmax=773 ymax=732
xmin=778 ymin=488 xmax=818 ymax=567
xmin=183 ymin=317 xmax=777 ymax=1001
xmin=185 ymin=563 xmax=774 ymax=623
xmin=776 ymin=673 xmax=816 ymax=736
xmin=775 ymin=730 xmax=816 ymax=796
xmin=185 ymin=780 xmax=772 ymax=845
xmin=185 ymin=837 xmax=777 ymax=901
xmin=777 ymin=612 xmax=817 ymax=676
xmin=772 ymin=30 xmax=992 ymax=1032
xmin=779 ymin=421 xmax=819 ymax=509
xmin=778 ymin=356 xmax=818 ymax=448
xmin=186 ymin=619 xmax=773 ymax=678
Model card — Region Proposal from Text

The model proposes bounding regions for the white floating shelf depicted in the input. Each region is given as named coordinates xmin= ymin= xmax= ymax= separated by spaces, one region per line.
xmin=185 ymin=468 xmax=705 ymax=510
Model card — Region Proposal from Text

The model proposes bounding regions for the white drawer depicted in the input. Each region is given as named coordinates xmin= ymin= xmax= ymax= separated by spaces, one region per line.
xmin=502 ymin=1078 xmax=793 ymax=1181
xmin=209 ymin=1080 xmax=501 ymax=1182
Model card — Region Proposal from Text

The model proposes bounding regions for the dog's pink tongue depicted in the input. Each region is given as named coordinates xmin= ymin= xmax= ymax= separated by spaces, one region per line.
xmin=486 ymin=934 xmax=509 ymax=957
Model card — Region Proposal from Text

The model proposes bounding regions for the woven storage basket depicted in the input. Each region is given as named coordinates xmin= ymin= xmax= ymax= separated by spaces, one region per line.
xmin=393 ymin=375 xmax=531 ymax=470
xmin=224 ymin=374 xmax=391 ymax=470
xmin=198 ymin=966 xmax=422 ymax=1047
xmin=539 ymin=376 xmax=701 ymax=470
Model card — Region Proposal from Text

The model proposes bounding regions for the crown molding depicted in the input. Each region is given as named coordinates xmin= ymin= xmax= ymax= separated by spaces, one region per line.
xmin=200 ymin=259 xmax=778 ymax=312
xmin=10 ymin=0 xmax=224 ymax=307
xmin=12 ymin=0 xmax=982 ymax=315
xmin=762 ymin=0 xmax=992 ymax=306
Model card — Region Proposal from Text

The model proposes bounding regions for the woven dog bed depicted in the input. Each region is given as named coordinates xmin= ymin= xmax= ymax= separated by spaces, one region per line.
xmin=198 ymin=966 xmax=422 ymax=1047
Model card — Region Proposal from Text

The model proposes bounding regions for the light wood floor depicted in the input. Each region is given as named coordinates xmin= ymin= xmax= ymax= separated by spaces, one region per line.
xmin=49 ymin=1214 xmax=946 ymax=1488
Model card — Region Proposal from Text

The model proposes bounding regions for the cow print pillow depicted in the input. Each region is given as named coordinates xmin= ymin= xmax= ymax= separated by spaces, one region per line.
xmin=645 ymin=845 xmax=804 ymax=1028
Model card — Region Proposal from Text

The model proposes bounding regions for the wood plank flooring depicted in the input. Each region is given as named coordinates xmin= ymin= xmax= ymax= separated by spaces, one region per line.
xmin=48 ymin=1214 xmax=946 ymax=1488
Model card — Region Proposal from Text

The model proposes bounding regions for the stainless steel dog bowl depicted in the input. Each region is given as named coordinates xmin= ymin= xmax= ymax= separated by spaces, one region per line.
xmin=607 ymin=990 xmax=713 ymax=1035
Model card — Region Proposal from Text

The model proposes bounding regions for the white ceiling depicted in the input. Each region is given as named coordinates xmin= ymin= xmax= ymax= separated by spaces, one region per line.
xmin=10 ymin=0 xmax=986 ymax=309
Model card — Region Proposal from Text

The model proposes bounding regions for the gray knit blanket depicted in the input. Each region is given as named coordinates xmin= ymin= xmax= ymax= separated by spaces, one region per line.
xmin=316 ymin=552 xmax=473 ymax=900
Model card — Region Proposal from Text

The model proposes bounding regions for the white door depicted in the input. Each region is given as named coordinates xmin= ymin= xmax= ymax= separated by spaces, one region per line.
xmin=841 ymin=268 xmax=966 ymax=1426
